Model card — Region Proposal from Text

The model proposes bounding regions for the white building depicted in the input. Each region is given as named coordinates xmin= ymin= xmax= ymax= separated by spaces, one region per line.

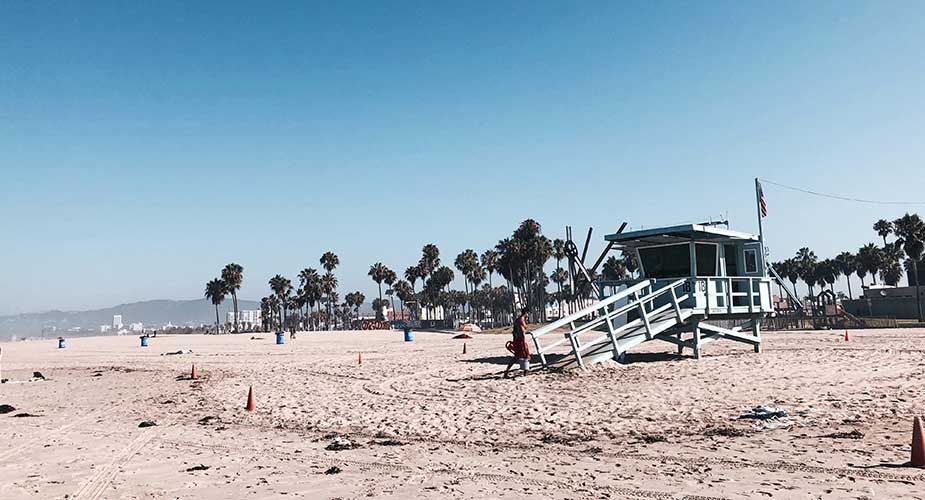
xmin=99 ymin=325 xmax=112 ymax=333
xmin=226 ymin=310 xmax=262 ymax=328
xmin=129 ymin=322 xmax=144 ymax=332
xmin=112 ymin=314 xmax=123 ymax=329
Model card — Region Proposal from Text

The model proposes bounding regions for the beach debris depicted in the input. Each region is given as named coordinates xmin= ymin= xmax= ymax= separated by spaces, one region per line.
xmin=0 ymin=404 xmax=16 ymax=414
xmin=13 ymin=412 xmax=41 ymax=418
xmin=138 ymin=420 xmax=157 ymax=428
xmin=358 ymin=352 xmax=362 ymax=365
xmin=739 ymin=405 xmax=788 ymax=421
xmin=911 ymin=416 xmax=924 ymax=467
xmin=459 ymin=323 xmax=482 ymax=333
xmin=185 ymin=464 xmax=210 ymax=472
xmin=371 ymin=439 xmax=404 ymax=447
xmin=1 ymin=379 xmax=7 ymax=384
xmin=160 ymin=349 xmax=193 ymax=356
xmin=190 ymin=364 xmax=197 ymax=379
xmin=198 ymin=415 xmax=221 ymax=425
xmin=639 ymin=433 xmax=668 ymax=444
xmin=92 ymin=372 xmax=103 ymax=377
xmin=452 ymin=333 xmax=472 ymax=340
xmin=325 ymin=436 xmax=359 ymax=451
xmin=822 ymin=430 xmax=864 ymax=439
xmin=462 ymin=343 xmax=467 ymax=354
xmin=324 ymin=466 xmax=342 ymax=475
xmin=250 ymin=336 xmax=263 ymax=340
xmin=245 ymin=385 xmax=256 ymax=411
xmin=31 ymin=371 xmax=46 ymax=381
xmin=704 ymin=426 xmax=748 ymax=438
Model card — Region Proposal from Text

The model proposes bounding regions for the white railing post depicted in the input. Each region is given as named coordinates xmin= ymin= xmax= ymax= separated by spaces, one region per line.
xmin=670 ymin=284 xmax=683 ymax=322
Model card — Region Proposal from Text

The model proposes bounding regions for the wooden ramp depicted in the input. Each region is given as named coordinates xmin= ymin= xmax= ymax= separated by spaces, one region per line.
xmin=529 ymin=279 xmax=761 ymax=370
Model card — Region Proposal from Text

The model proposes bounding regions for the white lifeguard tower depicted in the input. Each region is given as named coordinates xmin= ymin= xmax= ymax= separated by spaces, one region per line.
xmin=529 ymin=223 xmax=775 ymax=369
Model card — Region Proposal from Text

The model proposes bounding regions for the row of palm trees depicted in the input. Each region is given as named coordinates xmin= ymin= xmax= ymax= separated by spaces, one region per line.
xmin=205 ymin=217 xmax=646 ymax=334
xmin=770 ymin=214 xmax=925 ymax=321
xmin=259 ymin=251 xmax=370 ymax=332
xmin=203 ymin=263 xmax=244 ymax=335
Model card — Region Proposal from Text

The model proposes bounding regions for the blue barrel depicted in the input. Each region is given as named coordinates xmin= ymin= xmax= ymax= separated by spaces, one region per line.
xmin=140 ymin=336 xmax=148 ymax=347
xmin=58 ymin=337 xmax=65 ymax=349
xmin=276 ymin=333 xmax=285 ymax=345
xmin=403 ymin=327 xmax=413 ymax=342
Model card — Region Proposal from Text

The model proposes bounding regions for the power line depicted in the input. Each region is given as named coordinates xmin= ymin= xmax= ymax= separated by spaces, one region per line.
xmin=761 ymin=178 xmax=925 ymax=206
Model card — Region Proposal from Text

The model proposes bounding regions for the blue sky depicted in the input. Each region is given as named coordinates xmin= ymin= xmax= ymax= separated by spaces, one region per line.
xmin=2 ymin=1 xmax=924 ymax=314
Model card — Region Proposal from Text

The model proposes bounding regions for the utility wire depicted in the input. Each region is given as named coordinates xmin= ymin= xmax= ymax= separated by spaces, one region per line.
xmin=761 ymin=178 xmax=925 ymax=206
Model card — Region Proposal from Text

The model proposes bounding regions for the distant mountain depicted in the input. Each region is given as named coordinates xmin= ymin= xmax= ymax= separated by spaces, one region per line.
xmin=0 ymin=298 xmax=260 ymax=341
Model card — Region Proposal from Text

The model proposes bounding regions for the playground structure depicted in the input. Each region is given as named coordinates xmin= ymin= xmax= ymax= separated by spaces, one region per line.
xmin=530 ymin=223 xmax=778 ymax=369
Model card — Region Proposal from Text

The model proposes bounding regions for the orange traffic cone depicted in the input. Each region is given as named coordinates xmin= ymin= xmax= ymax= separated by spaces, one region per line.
xmin=245 ymin=385 xmax=256 ymax=411
xmin=912 ymin=416 xmax=925 ymax=467
xmin=844 ymin=330 xmax=849 ymax=342
xmin=190 ymin=364 xmax=197 ymax=380
xmin=463 ymin=343 xmax=467 ymax=354
xmin=358 ymin=352 xmax=362 ymax=365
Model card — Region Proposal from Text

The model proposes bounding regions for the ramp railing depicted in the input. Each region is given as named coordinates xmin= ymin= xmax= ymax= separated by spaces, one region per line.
xmin=529 ymin=278 xmax=690 ymax=368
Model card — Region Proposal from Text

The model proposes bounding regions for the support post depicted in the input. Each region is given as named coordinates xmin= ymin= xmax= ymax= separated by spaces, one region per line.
xmin=693 ymin=320 xmax=702 ymax=359
xmin=677 ymin=331 xmax=684 ymax=355
xmin=751 ymin=314 xmax=762 ymax=353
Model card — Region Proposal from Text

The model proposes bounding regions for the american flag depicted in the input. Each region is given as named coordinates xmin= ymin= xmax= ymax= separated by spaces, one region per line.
xmin=758 ymin=181 xmax=768 ymax=218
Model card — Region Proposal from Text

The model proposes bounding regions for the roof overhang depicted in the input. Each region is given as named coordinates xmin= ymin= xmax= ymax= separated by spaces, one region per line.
xmin=604 ymin=224 xmax=759 ymax=249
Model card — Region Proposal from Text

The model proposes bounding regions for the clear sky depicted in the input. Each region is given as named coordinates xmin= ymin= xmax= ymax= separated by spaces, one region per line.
xmin=2 ymin=1 xmax=924 ymax=314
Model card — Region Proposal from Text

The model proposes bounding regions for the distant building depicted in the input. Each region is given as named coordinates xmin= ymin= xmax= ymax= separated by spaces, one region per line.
xmin=129 ymin=322 xmax=144 ymax=332
xmin=100 ymin=325 xmax=112 ymax=333
xmin=843 ymin=285 xmax=925 ymax=319
xmin=112 ymin=314 xmax=123 ymax=329
xmin=226 ymin=310 xmax=262 ymax=329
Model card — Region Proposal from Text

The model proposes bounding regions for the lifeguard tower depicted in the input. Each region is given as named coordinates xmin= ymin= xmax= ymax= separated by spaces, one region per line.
xmin=529 ymin=223 xmax=775 ymax=369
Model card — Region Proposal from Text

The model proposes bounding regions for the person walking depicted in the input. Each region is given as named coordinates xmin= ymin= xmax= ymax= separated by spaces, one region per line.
xmin=504 ymin=307 xmax=531 ymax=378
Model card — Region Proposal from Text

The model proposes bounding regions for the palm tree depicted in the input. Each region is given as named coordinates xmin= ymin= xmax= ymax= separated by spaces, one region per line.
xmin=221 ymin=263 xmax=244 ymax=333
xmin=857 ymin=243 xmax=883 ymax=286
xmin=383 ymin=269 xmax=397 ymax=318
xmin=795 ymin=247 xmax=818 ymax=298
xmin=269 ymin=275 xmax=293 ymax=333
xmin=298 ymin=268 xmax=320 ymax=329
xmin=834 ymin=252 xmax=856 ymax=299
xmin=419 ymin=244 xmax=440 ymax=283
xmin=622 ymin=251 xmax=639 ymax=279
xmin=879 ymin=242 xmax=905 ymax=286
xmin=404 ymin=266 xmax=420 ymax=294
xmin=260 ymin=296 xmax=272 ymax=332
xmin=819 ymin=259 xmax=838 ymax=293
xmin=321 ymin=272 xmax=338 ymax=329
xmin=782 ymin=258 xmax=800 ymax=303
xmin=266 ymin=295 xmax=280 ymax=331
xmin=393 ymin=280 xmax=413 ymax=317
xmin=204 ymin=278 xmax=228 ymax=335
xmin=368 ymin=263 xmax=390 ymax=317
xmin=892 ymin=213 xmax=925 ymax=321
xmin=874 ymin=219 xmax=894 ymax=246
xmin=320 ymin=252 xmax=339 ymax=327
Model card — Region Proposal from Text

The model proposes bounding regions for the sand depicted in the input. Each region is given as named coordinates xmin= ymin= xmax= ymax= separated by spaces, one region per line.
xmin=1 ymin=328 xmax=925 ymax=499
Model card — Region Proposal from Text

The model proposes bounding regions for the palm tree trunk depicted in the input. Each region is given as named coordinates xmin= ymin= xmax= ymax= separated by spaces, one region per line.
xmin=214 ymin=304 xmax=220 ymax=335
xmin=915 ymin=261 xmax=923 ymax=322
xmin=846 ymin=277 xmax=853 ymax=300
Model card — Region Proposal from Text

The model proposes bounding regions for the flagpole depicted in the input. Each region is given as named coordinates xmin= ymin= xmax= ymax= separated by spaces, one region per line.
xmin=755 ymin=177 xmax=766 ymax=270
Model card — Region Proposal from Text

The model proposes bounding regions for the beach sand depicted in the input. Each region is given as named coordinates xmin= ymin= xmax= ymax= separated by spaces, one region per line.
xmin=1 ymin=328 xmax=924 ymax=499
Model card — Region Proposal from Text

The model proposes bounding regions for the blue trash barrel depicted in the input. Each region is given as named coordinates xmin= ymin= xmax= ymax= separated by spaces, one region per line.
xmin=58 ymin=337 xmax=65 ymax=349
xmin=276 ymin=332 xmax=285 ymax=345
xmin=140 ymin=335 xmax=148 ymax=347
xmin=404 ymin=327 xmax=413 ymax=342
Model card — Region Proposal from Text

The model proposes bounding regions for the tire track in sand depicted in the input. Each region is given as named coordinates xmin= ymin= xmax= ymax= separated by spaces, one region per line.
xmin=161 ymin=438 xmax=728 ymax=500
xmin=71 ymin=428 xmax=157 ymax=500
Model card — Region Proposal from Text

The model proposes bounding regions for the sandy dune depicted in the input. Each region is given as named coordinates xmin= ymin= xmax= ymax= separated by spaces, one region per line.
xmin=1 ymin=328 xmax=924 ymax=499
